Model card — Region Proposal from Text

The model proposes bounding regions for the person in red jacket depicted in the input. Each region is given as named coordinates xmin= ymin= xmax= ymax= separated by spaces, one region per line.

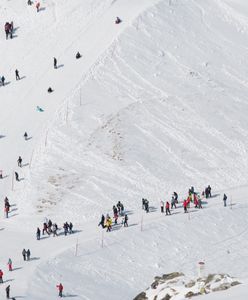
xmin=0 ymin=269 xmax=4 ymax=283
xmin=56 ymin=283 xmax=63 ymax=297
xmin=194 ymin=194 xmax=199 ymax=208
xmin=183 ymin=200 xmax=188 ymax=213
xmin=165 ymin=201 xmax=171 ymax=215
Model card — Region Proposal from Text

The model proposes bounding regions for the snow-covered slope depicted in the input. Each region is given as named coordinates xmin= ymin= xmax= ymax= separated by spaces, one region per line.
xmin=1 ymin=0 xmax=248 ymax=299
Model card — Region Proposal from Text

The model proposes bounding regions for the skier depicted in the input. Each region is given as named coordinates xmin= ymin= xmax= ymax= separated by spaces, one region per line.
xmin=56 ymin=283 xmax=63 ymax=297
xmin=160 ymin=200 xmax=164 ymax=213
xmin=98 ymin=214 xmax=105 ymax=228
xmin=69 ymin=222 xmax=73 ymax=234
xmin=53 ymin=57 xmax=57 ymax=69
xmin=15 ymin=172 xmax=19 ymax=181
xmin=183 ymin=199 xmax=188 ymax=213
xmin=9 ymin=22 xmax=13 ymax=39
xmin=165 ymin=201 xmax=171 ymax=215
xmin=7 ymin=258 xmax=12 ymax=271
xmin=4 ymin=22 xmax=9 ymax=39
xmin=106 ymin=217 xmax=112 ymax=232
xmin=123 ymin=214 xmax=128 ymax=227
xmin=28 ymin=0 xmax=32 ymax=5
xmin=76 ymin=52 xmax=81 ymax=59
xmin=0 ymin=170 xmax=2 ymax=179
xmin=194 ymin=194 xmax=199 ymax=208
xmin=207 ymin=185 xmax=212 ymax=198
xmin=120 ymin=203 xmax=124 ymax=216
xmin=22 ymin=249 xmax=27 ymax=261
xmin=15 ymin=69 xmax=20 ymax=80
xmin=36 ymin=1 xmax=40 ymax=12
xmin=223 ymin=194 xmax=227 ymax=207
xmin=17 ymin=156 xmax=22 ymax=167
xmin=42 ymin=222 xmax=49 ymax=235
xmin=36 ymin=227 xmax=41 ymax=240
xmin=24 ymin=132 xmax=28 ymax=140
xmin=26 ymin=249 xmax=31 ymax=261
xmin=142 ymin=198 xmax=145 ymax=209
xmin=47 ymin=87 xmax=53 ymax=93
xmin=0 ymin=269 xmax=3 ymax=283
xmin=1 ymin=76 xmax=5 ymax=86
xmin=6 ymin=285 xmax=10 ymax=299
xmin=115 ymin=17 xmax=121 ymax=24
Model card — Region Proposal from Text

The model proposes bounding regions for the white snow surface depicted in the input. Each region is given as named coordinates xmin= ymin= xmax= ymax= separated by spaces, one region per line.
xmin=1 ymin=0 xmax=248 ymax=299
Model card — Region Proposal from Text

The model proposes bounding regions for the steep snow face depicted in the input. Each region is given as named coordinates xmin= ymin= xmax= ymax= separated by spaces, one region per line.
xmin=26 ymin=0 xmax=248 ymax=219
xmin=1 ymin=0 xmax=248 ymax=299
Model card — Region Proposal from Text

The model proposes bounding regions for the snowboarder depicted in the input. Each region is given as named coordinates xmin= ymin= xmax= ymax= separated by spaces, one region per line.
xmin=6 ymin=284 xmax=10 ymax=298
xmin=76 ymin=52 xmax=81 ymax=59
xmin=15 ymin=69 xmax=20 ymax=80
xmin=56 ymin=283 xmax=63 ymax=297
xmin=17 ymin=156 xmax=22 ymax=167
xmin=22 ymin=249 xmax=26 ymax=261
xmin=0 ymin=269 xmax=3 ymax=283
xmin=7 ymin=258 xmax=12 ymax=271
xmin=223 ymin=194 xmax=227 ymax=207
xmin=115 ymin=17 xmax=121 ymax=24
xmin=36 ymin=227 xmax=41 ymax=240
xmin=69 ymin=222 xmax=73 ymax=234
xmin=1 ymin=76 xmax=5 ymax=86
xmin=123 ymin=214 xmax=128 ymax=227
xmin=47 ymin=87 xmax=53 ymax=93
xmin=24 ymin=132 xmax=28 ymax=140
xmin=160 ymin=200 xmax=164 ymax=213
xmin=53 ymin=57 xmax=57 ymax=69
xmin=98 ymin=214 xmax=105 ymax=228
xmin=165 ymin=201 xmax=171 ymax=215
xmin=15 ymin=172 xmax=19 ymax=181
xmin=26 ymin=249 xmax=31 ymax=261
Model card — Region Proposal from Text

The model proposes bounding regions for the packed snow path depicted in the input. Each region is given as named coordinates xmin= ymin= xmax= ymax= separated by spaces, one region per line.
xmin=1 ymin=0 xmax=248 ymax=299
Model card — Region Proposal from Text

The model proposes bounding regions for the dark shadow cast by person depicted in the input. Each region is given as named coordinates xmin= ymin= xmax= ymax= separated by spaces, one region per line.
xmin=19 ymin=76 xmax=26 ymax=80
xmin=111 ymin=224 xmax=122 ymax=231
xmin=19 ymin=178 xmax=25 ymax=181
xmin=71 ymin=229 xmax=82 ymax=234
xmin=22 ymin=163 xmax=29 ymax=167
xmin=12 ymin=296 xmax=26 ymax=299
xmin=209 ymin=194 xmax=220 ymax=198
xmin=26 ymin=136 xmax=32 ymax=141
xmin=1 ymin=81 xmax=11 ymax=86
xmin=29 ymin=257 xmax=40 ymax=261
xmin=201 ymin=201 xmax=208 ymax=205
xmin=170 ymin=211 xmax=181 ymax=215
xmin=40 ymin=236 xmax=50 ymax=240
xmin=13 ymin=26 xmax=20 ymax=33
xmin=9 ymin=213 xmax=19 ymax=218
xmin=64 ymin=295 xmax=78 ymax=298
xmin=124 ymin=210 xmax=133 ymax=215
xmin=149 ymin=206 xmax=157 ymax=212
xmin=0 ymin=228 xmax=5 ymax=231
xmin=39 ymin=7 xmax=46 ymax=12
xmin=127 ymin=223 xmax=138 ymax=227
xmin=57 ymin=64 xmax=64 ymax=69
xmin=0 ymin=135 xmax=5 ymax=138
xmin=12 ymin=267 xmax=22 ymax=271
xmin=11 ymin=203 xmax=17 ymax=207
xmin=4 ymin=278 xmax=14 ymax=283
xmin=11 ymin=208 xmax=18 ymax=212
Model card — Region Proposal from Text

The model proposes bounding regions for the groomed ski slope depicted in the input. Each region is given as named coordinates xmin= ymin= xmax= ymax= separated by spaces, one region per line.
xmin=1 ymin=0 xmax=248 ymax=299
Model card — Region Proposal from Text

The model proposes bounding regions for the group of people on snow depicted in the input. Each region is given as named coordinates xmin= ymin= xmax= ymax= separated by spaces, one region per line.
xmin=36 ymin=218 xmax=74 ymax=239
xmin=4 ymin=21 xmax=14 ymax=39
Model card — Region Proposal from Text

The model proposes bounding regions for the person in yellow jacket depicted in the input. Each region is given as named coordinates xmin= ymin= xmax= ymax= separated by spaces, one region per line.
xmin=106 ymin=217 xmax=112 ymax=232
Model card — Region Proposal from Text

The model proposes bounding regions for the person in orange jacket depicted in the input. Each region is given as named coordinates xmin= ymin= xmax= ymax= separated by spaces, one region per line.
xmin=0 ymin=269 xmax=4 ymax=283
xmin=56 ymin=283 xmax=63 ymax=297
xmin=165 ymin=201 xmax=171 ymax=215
